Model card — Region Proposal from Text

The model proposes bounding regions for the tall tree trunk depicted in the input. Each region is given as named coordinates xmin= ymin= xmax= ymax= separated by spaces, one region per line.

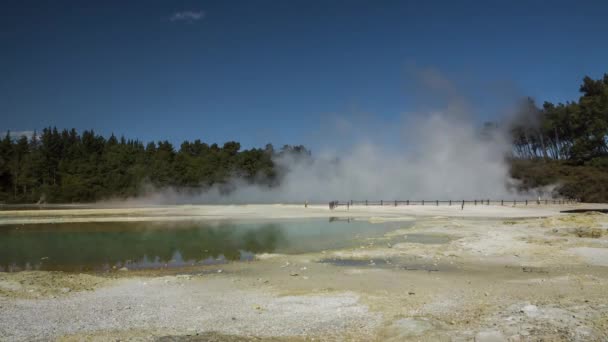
xmin=554 ymin=127 xmax=562 ymax=160
xmin=538 ymin=132 xmax=549 ymax=161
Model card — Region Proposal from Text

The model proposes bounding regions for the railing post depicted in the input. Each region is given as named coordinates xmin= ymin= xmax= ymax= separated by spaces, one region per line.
xmin=525 ymin=200 xmax=528 ymax=206
xmin=513 ymin=200 xmax=516 ymax=206
xmin=436 ymin=200 xmax=439 ymax=206
xmin=394 ymin=200 xmax=397 ymax=207
xmin=406 ymin=200 xmax=409 ymax=205
xmin=380 ymin=200 xmax=383 ymax=206
xmin=449 ymin=200 xmax=452 ymax=206
xmin=501 ymin=200 xmax=503 ymax=206
xmin=365 ymin=200 xmax=368 ymax=206
xmin=474 ymin=200 xmax=477 ymax=205
xmin=487 ymin=199 xmax=489 ymax=205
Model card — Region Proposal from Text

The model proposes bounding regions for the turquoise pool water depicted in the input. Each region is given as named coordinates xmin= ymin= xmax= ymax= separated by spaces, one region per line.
xmin=0 ymin=218 xmax=407 ymax=272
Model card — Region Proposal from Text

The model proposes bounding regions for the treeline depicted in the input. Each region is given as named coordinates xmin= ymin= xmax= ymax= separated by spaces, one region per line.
xmin=0 ymin=128 xmax=308 ymax=203
xmin=2 ymin=74 xmax=608 ymax=203
xmin=510 ymin=74 xmax=608 ymax=162
xmin=508 ymin=74 xmax=608 ymax=202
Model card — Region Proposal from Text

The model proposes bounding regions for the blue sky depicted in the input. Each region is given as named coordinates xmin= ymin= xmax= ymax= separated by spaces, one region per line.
xmin=1 ymin=0 xmax=607 ymax=149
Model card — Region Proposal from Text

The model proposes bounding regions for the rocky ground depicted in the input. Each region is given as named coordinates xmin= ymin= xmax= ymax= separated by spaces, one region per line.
xmin=1 ymin=205 xmax=608 ymax=341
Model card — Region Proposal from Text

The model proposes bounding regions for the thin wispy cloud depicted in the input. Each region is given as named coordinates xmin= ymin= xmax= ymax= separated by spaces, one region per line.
xmin=170 ymin=10 xmax=205 ymax=22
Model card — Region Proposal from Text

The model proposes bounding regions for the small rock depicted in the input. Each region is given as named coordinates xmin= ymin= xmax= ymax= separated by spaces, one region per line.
xmin=408 ymin=291 xmax=415 ymax=295
xmin=290 ymin=272 xmax=299 ymax=276
xmin=300 ymin=266 xmax=307 ymax=271
xmin=217 ymin=269 xmax=223 ymax=273
xmin=118 ymin=267 xmax=129 ymax=272
xmin=60 ymin=287 xmax=71 ymax=293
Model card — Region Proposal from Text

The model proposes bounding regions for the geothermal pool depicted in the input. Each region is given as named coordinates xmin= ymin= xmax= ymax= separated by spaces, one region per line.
xmin=0 ymin=218 xmax=406 ymax=272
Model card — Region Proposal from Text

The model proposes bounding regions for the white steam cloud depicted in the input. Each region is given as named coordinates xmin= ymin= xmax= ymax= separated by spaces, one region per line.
xmin=119 ymin=113 xmax=528 ymax=205
xmin=110 ymin=67 xmax=548 ymax=205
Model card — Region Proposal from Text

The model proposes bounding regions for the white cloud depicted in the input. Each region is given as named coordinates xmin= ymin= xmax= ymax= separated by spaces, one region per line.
xmin=0 ymin=130 xmax=35 ymax=140
xmin=170 ymin=10 xmax=205 ymax=22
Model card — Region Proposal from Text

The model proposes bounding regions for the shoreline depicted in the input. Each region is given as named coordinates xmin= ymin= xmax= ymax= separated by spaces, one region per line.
xmin=2 ymin=203 xmax=606 ymax=226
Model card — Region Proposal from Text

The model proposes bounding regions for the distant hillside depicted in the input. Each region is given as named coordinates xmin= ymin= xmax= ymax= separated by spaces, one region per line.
xmin=510 ymin=158 xmax=608 ymax=202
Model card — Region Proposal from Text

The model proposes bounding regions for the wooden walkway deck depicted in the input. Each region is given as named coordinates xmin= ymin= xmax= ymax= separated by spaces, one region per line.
xmin=328 ymin=199 xmax=577 ymax=209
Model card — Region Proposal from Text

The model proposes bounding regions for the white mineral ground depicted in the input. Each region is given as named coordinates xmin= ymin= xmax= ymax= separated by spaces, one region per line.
xmin=1 ymin=204 xmax=608 ymax=341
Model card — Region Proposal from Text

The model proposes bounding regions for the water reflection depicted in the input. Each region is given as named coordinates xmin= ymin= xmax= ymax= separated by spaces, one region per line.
xmin=0 ymin=222 xmax=285 ymax=272
xmin=328 ymin=217 xmax=353 ymax=223
xmin=0 ymin=219 xmax=402 ymax=272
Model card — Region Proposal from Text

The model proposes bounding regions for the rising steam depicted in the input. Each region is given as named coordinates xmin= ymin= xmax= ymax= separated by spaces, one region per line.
xmin=108 ymin=67 xmax=545 ymax=205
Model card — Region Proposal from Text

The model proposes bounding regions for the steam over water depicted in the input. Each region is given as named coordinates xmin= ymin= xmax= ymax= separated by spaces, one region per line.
xmin=120 ymin=113 xmax=522 ymax=204
xmin=112 ymin=68 xmax=536 ymax=205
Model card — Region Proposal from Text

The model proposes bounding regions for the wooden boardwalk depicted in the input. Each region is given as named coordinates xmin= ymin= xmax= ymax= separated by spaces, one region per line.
xmin=328 ymin=199 xmax=577 ymax=209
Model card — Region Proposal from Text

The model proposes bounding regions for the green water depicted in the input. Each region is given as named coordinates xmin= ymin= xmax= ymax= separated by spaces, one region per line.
xmin=0 ymin=218 xmax=406 ymax=272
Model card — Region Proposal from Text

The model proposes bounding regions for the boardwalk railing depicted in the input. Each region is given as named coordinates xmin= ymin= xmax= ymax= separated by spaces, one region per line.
xmin=328 ymin=199 xmax=578 ymax=209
